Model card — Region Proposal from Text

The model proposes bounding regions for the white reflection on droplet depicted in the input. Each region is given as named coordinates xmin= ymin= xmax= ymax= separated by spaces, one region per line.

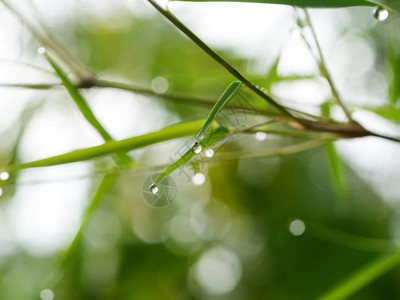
xmin=373 ymin=7 xmax=389 ymax=22
xmin=191 ymin=141 xmax=202 ymax=154
xmin=149 ymin=183 xmax=158 ymax=194
xmin=255 ymin=131 xmax=267 ymax=141
xmin=193 ymin=247 xmax=242 ymax=295
xmin=289 ymin=219 xmax=306 ymax=236
xmin=192 ymin=173 xmax=206 ymax=186
xmin=151 ymin=76 xmax=169 ymax=94
xmin=40 ymin=289 xmax=54 ymax=300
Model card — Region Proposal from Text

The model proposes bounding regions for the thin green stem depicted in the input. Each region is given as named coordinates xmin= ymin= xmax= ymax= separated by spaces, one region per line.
xmin=320 ymin=250 xmax=400 ymax=300
xmin=0 ymin=0 xmax=94 ymax=83
xmin=302 ymin=9 xmax=353 ymax=121
xmin=147 ymin=0 xmax=295 ymax=119
xmin=306 ymin=221 xmax=397 ymax=252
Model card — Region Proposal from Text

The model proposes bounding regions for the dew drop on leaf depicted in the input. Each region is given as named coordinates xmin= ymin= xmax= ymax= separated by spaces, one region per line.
xmin=373 ymin=7 xmax=388 ymax=21
xmin=191 ymin=141 xmax=202 ymax=154
xmin=149 ymin=184 xmax=158 ymax=194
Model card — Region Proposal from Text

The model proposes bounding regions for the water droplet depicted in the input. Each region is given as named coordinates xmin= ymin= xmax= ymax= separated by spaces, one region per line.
xmin=37 ymin=47 xmax=47 ymax=55
xmin=40 ymin=289 xmax=54 ymax=300
xmin=191 ymin=141 xmax=202 ymax=154
xmin=205 ymin=149 xmax=214 ymax=158
xmin=373 ymin=7 xmax=388 ymax=21
xmin=192 ymin=173 xmax=206 ymax=186
xmin=149 ymin=183 xmax=158 ymax=194
xmin=254 ymin=132 xmax=267 ymax=141
xmin=151 ymin=76 xmax=169 ymax=94
xmin=0 ymin=171 xmax=9 ymax=181
xmin=289 ymin=219 xmax=306 ymax=236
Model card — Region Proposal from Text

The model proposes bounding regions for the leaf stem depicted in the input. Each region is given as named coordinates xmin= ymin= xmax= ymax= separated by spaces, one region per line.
xmin=302 ymin=9 xmax=353 ymax=121
xmin=147 ymin=0 xmax=295 ymax=119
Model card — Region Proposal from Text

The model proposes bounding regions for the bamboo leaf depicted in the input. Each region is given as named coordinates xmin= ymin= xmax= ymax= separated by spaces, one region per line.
xmin=172 ymin=0 xmax=391 ymax=9
xmin=154 ymin=126 xmax=229 ymax=184
xmin=195 ymin=81 xmax=242 ymax=141
xmin=44 ymin=52 xmax=132 ymax=165
xmin=5 ymin=119 xmax=208 ymax=172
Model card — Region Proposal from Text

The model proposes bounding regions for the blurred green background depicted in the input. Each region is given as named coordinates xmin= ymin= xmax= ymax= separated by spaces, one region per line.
xmin=0 ymin=1 xmax=400 ymax=299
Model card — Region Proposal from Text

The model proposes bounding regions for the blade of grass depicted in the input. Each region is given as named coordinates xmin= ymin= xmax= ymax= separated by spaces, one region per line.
xmin=320 ymin=250 xmax=400 ymax=299
xmin=5 ymin=119 xmax=208 ymax=172
xmin=43 ymin=52 xmax=132 ymax=165
xmin=195 ymin=81 xmax=242 ymax=141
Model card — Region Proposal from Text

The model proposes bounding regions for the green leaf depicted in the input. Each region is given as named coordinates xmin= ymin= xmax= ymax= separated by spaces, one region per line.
xmin=363 ymin=105 xmax=400 ymax=123
xmin=195 ymin=81 xmax=242 ymax=141
xmin=44 ymin=52 xmax=132 ymax=165
xmin=320 ymin=251 xmax=400 ymax=300
xmin=172 ymin=0 xmax=390 ymax=9
xmin=154 ymin=126 xmax=229 ymax=184
xmin=5 ymin=119 xmax=208 ymax=171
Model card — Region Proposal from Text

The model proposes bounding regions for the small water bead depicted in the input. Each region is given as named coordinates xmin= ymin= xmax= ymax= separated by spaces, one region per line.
xmin=373 ymin=7 xmax=389 ymax=21
xmin=149 ymin=183 xmax=158 ymax=194
xmin=0 ymin=171 xmax=9 ymax=181
xmin=37 ymin=47 xmax=47 ymax=55
xmin=254 ymin=132 xmax=267 ymax=141
xmin=205 ymin=148 xmax=214 ymax=158
xmin=192 ymin=173 xmax=206 ymax=186
xmin=191 ymin=141 xmax=202 ymax=154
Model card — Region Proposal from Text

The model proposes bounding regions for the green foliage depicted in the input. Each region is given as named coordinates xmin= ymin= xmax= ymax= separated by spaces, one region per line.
xmin=0 ymin=1 xmax=399 ymax=300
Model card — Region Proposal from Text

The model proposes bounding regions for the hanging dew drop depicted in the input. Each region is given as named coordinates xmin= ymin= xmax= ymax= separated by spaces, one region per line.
xmin=149 ymin=183 xmax=158 ymax=194
xmin=191 ymin=141 xmax=202 ymax=154
xmin=205 ymin=149 xmax=214 ymax=158
xmin=373 ymin=7 xmax=388 ymax=21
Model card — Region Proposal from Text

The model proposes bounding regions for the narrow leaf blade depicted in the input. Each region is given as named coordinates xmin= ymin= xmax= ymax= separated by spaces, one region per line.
xmin=195 ymin=81 xmax=242 ymax=141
